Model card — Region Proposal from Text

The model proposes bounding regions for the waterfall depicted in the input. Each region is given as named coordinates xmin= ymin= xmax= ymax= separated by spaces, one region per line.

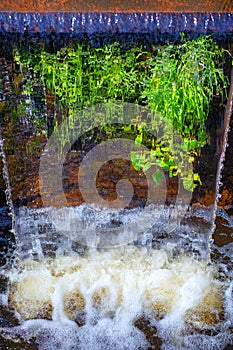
xmin=0 ymin=19 xmax=232 ymax=349
xmin=0 ymin=133 xmax=19 ymax=267
xmin=215 ymin=68 xmax=233 ymax=214
xmin=0 ymin=12 xmax=232 ymax=40
xmin=0 ymin=135 xmax=14 ymax=224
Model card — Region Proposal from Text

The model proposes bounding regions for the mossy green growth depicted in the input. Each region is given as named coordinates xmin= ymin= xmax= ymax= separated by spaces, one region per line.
xmin=14 ymin=35 xmax=229 ymax=191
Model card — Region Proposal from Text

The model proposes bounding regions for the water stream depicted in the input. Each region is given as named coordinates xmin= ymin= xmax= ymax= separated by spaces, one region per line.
xmin=0 ymin=27 xmax=232 ymax=349
xmin=0 ymin=12 xmax=232 ymax=38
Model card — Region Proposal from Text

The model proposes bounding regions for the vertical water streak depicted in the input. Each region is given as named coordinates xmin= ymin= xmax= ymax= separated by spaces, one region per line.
xmin=0 ymin=133 xmax=20 ymax=267
xmin=213 ymin=68 xmax=233 ymax=247
xmin=0 ymin=57 xmax=18 ymax=267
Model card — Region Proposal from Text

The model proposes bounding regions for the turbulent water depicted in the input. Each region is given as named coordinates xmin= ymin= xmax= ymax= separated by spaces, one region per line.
xmin=0 ymin=246 xmax=232 ymax=350
xmin=0 ymin=206 xmax=232 ymax=350
xmin=14 ymin=203 xmax=213 ymax=259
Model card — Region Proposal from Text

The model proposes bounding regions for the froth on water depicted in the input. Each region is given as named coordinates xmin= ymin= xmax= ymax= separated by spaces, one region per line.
xmin=1 ymin=246 xmax=232 ymax=349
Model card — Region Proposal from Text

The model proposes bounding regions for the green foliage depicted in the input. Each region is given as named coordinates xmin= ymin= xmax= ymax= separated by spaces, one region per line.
xmin=31 ymin=43 xmax=148 ymax=115
xmin=13 ymin=36 xmax=229 ymax=192
xmin=138 ymin=35 xmax=228 ymax=190
xmin=142 ymin=35 xmax=228 ymax=146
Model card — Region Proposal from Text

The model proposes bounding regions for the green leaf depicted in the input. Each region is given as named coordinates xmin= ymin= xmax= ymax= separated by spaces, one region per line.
xmin=142 ymin=162 xmax=152 ymax=172
xmin=152 ymin=169 xmax=164 ymax=185
xmin=193 ymin=173 xmax=202 ymax=184
xmin=132 ymin=162 xmax=141 ymax=171
xmin=135 ymin=133 xmax=143 ymax=145
xmin=182 ymin=176 xmax=195 ymax=192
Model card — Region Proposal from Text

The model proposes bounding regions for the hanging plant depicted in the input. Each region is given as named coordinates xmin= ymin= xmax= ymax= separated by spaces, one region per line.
xmin=13 ymin=35 xmax=230 ymax=191
xmin=133 ymin=34 xmax=229 ymax=190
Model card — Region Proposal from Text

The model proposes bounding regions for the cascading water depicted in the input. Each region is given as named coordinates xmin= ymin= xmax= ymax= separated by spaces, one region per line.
xmin=0 ymin=10 xmax=233 ymax=350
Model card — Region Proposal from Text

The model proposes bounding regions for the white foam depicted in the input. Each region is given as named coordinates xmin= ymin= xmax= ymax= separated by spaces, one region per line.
xmin=2 ymin=247 xmax=231 ymax=349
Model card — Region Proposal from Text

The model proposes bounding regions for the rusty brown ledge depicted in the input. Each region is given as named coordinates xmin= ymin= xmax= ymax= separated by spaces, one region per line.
xmin=0 ymin=0 xmax=232 ymax=13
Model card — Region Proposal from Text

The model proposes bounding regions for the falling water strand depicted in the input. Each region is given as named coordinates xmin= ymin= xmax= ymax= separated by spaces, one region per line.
xmin=213 ymin=68 xmax=233 ymax=239
xmin=0 ymin=133 xmax=20 ymax=267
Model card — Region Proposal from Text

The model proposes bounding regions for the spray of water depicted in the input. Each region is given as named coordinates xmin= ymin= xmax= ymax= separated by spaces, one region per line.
xmin=1 ymin=247 xmax=232 ymax=350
